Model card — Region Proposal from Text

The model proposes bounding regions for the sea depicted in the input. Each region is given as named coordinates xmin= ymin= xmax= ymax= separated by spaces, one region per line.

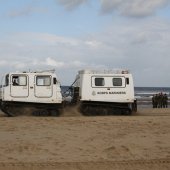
xmin=135 ymin=87 xmax=170 ymax=108
xmin=135 ymin=87 xmax=170 ymax=98
xmin=61 ymin=86 xmax=170 ymax=108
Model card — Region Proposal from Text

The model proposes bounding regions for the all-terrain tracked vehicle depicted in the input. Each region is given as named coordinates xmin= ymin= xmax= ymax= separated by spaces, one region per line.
xmin=0 ymin=70 xmax=63 ymax=116
xmin=71 ymin=69 xmax=137 ymax=115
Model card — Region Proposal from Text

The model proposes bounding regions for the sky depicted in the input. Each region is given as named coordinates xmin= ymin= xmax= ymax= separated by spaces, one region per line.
xmin=0 ymin=0 xmax=170 ymax=86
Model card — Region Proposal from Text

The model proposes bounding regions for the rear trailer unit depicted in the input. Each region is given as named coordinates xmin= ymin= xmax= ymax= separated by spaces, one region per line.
xmin=71 ymin=69 xmax=137 ymax=115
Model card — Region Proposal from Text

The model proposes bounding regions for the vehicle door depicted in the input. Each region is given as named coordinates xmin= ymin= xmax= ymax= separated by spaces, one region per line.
xmin=10 ymin=74 xmax=29 ymax=97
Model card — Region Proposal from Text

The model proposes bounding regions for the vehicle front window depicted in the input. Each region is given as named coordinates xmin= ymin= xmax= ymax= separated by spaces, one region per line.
xmin=12 ymin=75 xmax=27 ymax=86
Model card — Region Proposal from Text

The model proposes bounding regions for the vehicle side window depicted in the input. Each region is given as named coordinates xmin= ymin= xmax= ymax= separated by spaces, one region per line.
xmin=126 ymin=78 xmax=129 ymax=85
xmin=95 ymin=78 xmax=105 ymax=86
xmin=5 ymin=74 xmax=9 ymax=86
xmin=12 ymin=75 xmax=27 ymax=86
xmin=113 ymin=78 xmax=122 ymax=86
xmin=36 ymin=76 xmax=51 ymax=86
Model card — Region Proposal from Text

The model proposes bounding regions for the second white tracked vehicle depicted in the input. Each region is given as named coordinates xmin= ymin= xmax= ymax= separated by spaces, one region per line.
xmin=71 ymin=69 xmax=137 ymax=115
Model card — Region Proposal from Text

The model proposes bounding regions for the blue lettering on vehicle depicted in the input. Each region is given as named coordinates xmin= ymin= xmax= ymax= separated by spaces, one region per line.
xmin=97 ymin=92 xmax=126 ymax=95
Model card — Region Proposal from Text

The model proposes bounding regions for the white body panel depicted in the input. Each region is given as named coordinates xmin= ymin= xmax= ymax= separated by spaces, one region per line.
xmin=74 ymin=70 xmax=135 ymax=103
xmin=0 ymin=71 xmax=62 ymax=104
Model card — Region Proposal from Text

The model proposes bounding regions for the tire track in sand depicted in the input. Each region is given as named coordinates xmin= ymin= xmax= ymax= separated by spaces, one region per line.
xmin=0 ymin=158 xmax=170 ymax=170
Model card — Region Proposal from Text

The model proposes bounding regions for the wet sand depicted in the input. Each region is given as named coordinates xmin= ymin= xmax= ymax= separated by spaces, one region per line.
xmin=0 ymin=108 xmax=170 ymax=170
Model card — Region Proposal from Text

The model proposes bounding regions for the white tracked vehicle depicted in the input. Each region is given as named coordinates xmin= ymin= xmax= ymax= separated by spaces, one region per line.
xmin=0 ymin=70 xmax=63 ymax=116
xmin=71 ymin=69 xmax=137 ymax=115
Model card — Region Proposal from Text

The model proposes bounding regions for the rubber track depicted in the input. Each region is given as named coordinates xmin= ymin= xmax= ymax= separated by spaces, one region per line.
xmin=0 ymin=159 xmax=169 ymax=170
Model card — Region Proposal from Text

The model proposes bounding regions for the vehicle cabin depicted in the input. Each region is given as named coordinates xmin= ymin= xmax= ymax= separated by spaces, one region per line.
xmin=0 ymin=71 xmax=62 ymax=104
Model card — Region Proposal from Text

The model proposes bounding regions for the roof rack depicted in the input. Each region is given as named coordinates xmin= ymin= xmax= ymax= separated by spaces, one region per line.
xmin=79 ymin=69 xmax=130 ymax=74
xmin=32 ymin=69 xmax=55 ymax=73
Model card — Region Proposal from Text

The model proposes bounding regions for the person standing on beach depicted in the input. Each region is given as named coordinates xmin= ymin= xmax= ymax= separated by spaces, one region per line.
xmin=163 ymin=93 xmax=168 ymax=108
xmin=154 ymin=94 xmax=158 ymax=108
xmin=161 ymin=93 xmax=164 ymax=108
xmin=157 ymin=93 xmax=163 ymax=108
xmin=152 ymin=95 xmax=155 ymax=108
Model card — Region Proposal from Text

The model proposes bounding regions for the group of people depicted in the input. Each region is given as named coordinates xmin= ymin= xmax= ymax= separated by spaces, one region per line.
xmin=152 ymin=93 xmax=168 ymax=108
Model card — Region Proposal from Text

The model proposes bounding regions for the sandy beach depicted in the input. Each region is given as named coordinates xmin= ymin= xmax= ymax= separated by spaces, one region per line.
xmin=0 ymin=108 xmax=170 ymax=170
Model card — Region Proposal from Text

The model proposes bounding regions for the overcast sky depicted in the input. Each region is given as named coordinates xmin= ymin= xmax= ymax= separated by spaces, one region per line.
xmin=0 ymin=0 xmax=170 ymax=86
